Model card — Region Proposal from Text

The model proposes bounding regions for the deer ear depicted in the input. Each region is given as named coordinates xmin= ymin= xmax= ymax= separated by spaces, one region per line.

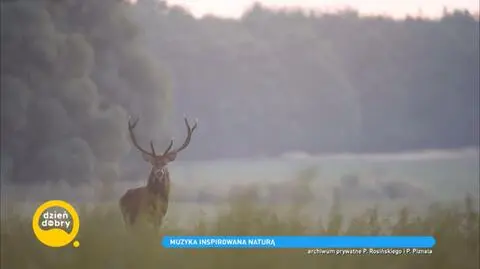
xmin=165 ymin=152 xmax=177 ymax=162
xmin=142 ymin=153 xmax=154 ymax=163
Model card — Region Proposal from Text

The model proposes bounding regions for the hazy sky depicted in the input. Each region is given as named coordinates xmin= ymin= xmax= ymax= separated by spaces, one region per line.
xmin=164 ymin=0 xmax=479 ymax=19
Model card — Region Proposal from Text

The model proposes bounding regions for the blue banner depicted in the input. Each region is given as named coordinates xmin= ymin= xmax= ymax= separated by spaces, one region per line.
xmin=162 ymin=236 xmax=436 ymax=249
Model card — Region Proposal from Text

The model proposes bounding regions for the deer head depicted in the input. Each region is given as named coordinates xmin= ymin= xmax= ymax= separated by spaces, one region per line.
xmin=128 ymin=116 xmax=198 ymax=182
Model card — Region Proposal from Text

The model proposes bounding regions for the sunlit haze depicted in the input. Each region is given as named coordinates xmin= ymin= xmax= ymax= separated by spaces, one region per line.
xmin=161 ymin=0 xmax=479 ymax=19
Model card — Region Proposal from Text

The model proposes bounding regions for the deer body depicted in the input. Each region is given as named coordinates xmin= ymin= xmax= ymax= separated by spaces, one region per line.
xmin=120 ymin=117 xmax=197 ymax=230
xmin=119 ymin=186 xmax=153 ymax=226
xmin=119 ymin=170 xmax=170 ymax=228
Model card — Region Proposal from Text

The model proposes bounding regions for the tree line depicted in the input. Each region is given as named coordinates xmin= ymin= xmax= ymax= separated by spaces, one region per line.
xmin=134 ymin=1 xmax=479 ymax=159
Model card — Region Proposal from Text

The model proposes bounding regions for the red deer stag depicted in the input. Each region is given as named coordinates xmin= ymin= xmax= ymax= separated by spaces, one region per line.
xmin=119 ymin=116 xmax=197 ymax=230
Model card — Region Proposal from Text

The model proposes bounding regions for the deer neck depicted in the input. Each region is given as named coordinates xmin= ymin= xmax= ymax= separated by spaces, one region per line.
xmin=147 ymin=167 xmax=170 ymax=199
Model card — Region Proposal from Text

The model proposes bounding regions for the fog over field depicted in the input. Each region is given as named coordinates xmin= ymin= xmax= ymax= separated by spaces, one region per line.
xmin=1 ymin=1 xmax=479 ymax=268
xmin=3 ymin=148 xmax=478 ymax=228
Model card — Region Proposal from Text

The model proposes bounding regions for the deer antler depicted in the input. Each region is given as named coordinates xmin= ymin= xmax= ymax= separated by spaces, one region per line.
xmin=163 ymin=139 xmax=174 ymax=155
xmin=165 ymin=117 xmax=198 ymax=155
xmin=128 ymin=117 xmax=156 ymax=157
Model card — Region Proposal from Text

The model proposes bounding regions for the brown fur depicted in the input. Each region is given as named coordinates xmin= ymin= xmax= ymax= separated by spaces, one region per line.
xmin=119 ymin=187 xmax=149 ymax=226
xmin=119 ymin=171 xmax=171 ymax=229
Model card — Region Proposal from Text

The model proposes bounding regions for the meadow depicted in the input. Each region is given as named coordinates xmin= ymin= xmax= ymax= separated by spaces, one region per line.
xmin=1 ymin=150 xmax=479 ymax=269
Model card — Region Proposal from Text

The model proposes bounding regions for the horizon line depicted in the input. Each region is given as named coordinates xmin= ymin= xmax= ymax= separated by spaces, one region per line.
xmin=127 ymin=1 xmax=480 ymax=20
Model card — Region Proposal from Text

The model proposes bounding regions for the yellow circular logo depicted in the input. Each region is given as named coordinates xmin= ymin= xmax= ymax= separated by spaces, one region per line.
xmin=32 ymin=200 xmax=80 ymax=248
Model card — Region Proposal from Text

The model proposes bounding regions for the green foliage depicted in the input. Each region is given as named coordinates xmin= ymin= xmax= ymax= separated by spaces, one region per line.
xmin=1 ymin=172 xmax=478 ymax=269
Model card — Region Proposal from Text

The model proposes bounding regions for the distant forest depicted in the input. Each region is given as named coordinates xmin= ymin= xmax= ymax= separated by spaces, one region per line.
xmin=134 ymin=1 xmax=479 ymax=159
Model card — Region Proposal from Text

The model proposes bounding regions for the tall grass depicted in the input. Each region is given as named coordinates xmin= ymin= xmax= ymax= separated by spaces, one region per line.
xmin=1 ymin=169 xmax=478 ymax=269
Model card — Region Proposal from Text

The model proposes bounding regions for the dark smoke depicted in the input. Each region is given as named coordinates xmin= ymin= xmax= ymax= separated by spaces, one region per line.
xmin=1 ymin=0 xmax=172 ymax=185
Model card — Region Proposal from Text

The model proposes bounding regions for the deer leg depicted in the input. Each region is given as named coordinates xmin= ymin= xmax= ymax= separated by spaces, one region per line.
xmin=120 ymin=207 xmax=132 ymax=230
xmin=161 ymin=201 xmax=169 ymax=217
xmin=129 ymin=208 xmax=139 ymax=226
xmin=121 ymin=213 xmax=129 ymax=228
xmin=156 ymin=215 xmax=164 ymax=231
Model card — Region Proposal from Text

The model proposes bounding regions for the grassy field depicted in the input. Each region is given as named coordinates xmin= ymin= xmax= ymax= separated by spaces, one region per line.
xmin=1 ymin=169 xmax=479 ymax=269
